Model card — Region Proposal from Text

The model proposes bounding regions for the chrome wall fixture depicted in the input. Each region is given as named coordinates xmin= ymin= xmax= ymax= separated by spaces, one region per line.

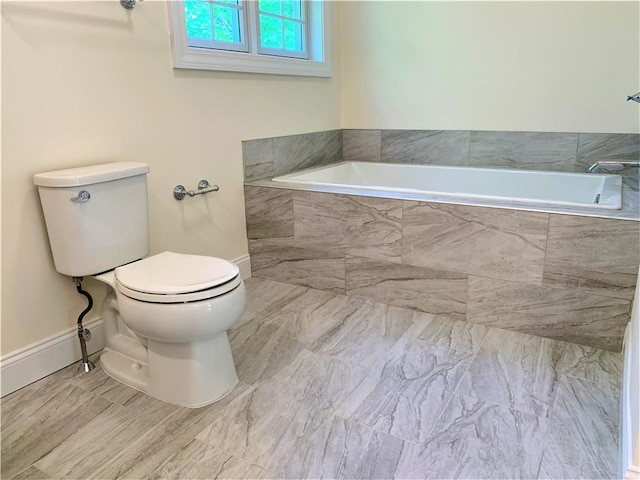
xmin=120 ymin=0 xmax=140 ymax=10
xmin=588 ymin=160 xmax=640 ymax=173
xmin=627 ymin=92 xmax=640 ymax=103
xmin=173 ymin=180 xmax=220 ymax=200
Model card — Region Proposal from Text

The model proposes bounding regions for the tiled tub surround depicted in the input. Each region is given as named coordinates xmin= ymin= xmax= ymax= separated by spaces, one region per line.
xmin=245 ymin=186 xmax=639 ymax=352
xmin=242 ymin=129 xmax=342 ymax=182
xmin=343 ymin=130 xmax=640 ymax=190
xmin=244 ymin=129 xmax=640 ymax=222
xmin=243 ymin=129 xmax=639 ymax=189
xmin=243 ymin=129 xmax=639 ymax=351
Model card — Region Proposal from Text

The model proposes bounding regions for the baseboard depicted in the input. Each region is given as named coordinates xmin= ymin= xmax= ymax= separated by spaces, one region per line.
xmin=0 ymin=317 xmax=105 ymax=397
xmin=233 ymin=253 xmax=251 ymax=280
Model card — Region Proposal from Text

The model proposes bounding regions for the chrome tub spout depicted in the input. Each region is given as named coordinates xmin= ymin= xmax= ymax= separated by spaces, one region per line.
xmin=588 ymin=160 xmax=640 ymax=173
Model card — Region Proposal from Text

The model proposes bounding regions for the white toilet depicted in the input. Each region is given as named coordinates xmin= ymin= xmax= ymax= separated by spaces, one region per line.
xmin=33 ymin=162 xmax=245 ymax=408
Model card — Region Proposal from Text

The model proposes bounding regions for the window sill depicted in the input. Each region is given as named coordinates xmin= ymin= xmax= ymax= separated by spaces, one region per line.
xmin=172 ymin=46 xmax=332 ymax=77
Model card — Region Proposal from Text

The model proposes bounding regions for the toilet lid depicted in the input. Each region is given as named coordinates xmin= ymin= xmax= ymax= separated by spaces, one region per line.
xmin=115 ymin=251 xmax=239 ymax=295
xmin=116 ymin=275 xmax=242 ymax=304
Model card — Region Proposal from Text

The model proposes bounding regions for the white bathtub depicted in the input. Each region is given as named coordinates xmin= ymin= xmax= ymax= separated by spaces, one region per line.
xmin=272 ymin=161 xmax=623 ymax=210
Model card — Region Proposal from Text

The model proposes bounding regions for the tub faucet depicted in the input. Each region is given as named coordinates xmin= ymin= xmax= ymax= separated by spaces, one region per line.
xmin=587 ymin=160 xmax=640 ymax=173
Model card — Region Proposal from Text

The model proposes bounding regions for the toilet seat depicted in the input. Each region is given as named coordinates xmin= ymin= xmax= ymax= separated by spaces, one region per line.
xmin=115 ymin=251 xmax=241 ymax=304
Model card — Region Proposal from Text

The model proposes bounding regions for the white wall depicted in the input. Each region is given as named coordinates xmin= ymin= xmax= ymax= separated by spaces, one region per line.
xmin=341 ymin=1 xmax=640 ymax=133
xmin=1 ymin=1 xmax=341 ymax=355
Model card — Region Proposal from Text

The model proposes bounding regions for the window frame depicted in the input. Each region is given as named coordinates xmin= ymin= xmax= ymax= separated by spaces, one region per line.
xmin=168 ymin=0 xmax=331 ymax=77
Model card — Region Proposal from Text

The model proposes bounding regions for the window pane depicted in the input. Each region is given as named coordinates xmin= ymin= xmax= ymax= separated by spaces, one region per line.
xmin=215 ymin=0 xmax=238 ymax=4
xmin=260 ymin=14 xmax=283 ymax=48
xmin=283 ymin=0 xmax=301 ymax=20
xmin=259 ymin=0 xmax=281 ymax=15
xmin=284 ymin=20 xmax=303 ymax=51
xmin=212 ymin=5 xmax=241 ymax=43
xmin=185 ymin=0 xmax=213 ymax=40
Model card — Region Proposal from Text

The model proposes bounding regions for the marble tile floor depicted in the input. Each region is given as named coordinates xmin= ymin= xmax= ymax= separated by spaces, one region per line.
xmin=1 ymin=277 xmax=623 ymax=480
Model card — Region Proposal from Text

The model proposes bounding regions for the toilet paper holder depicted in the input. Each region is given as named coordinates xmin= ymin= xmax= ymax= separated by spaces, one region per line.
xmin=173 ymin=180 xmax=220 ymax=201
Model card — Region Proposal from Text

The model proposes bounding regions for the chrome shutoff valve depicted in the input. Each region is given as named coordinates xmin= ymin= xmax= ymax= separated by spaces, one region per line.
xmin=81 ymin=328 xmax=92 ymax=342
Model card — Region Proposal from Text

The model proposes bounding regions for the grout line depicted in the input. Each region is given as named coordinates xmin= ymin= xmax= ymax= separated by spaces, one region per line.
xmin=534 ymin=446 xmax=547 ymax=480
xmin=12 ymin=464 xmax=52 ymax=480
xmin=540 ymin=213 xmax=552 ymax=287
xmin=574 ymin=133 xmax=581 ymax=170
xmin=451 ymin=333 xmax=569 ymax=422
xmin=333 ymin=411 xmax=424 ymax=448
xmin=448 ymin=332 xmax=487 ymax=401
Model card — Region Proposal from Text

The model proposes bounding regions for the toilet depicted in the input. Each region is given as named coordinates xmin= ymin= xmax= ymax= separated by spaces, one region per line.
xmin=33 ymin=162 xmax=245 ymax=408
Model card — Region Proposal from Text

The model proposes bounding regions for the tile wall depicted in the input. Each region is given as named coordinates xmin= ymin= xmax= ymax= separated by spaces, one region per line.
xmin=243 ymin=129 xmax=639 ymax=188
xmin=342 ymin=130 xmax=640 ymax=189
xmin=242 ymin=130 xmax=342 ymax=182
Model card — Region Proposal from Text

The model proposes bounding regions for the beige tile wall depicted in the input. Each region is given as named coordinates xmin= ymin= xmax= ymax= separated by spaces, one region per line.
xmin=245 ymin=186 xmax=640 ymax=352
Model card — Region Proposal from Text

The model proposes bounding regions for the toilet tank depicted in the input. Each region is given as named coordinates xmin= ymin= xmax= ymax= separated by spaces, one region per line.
xmin=33 ymin=162 xmax=150 ymax=277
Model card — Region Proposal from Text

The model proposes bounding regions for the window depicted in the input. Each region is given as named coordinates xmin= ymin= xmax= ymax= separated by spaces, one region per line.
xmin=168 ymin=0 xmax=331 ymax=77
xmin=184 ymin=1 xmax=248 ymax=53
xmin=256 ymin=1 xmax=306 ymax=59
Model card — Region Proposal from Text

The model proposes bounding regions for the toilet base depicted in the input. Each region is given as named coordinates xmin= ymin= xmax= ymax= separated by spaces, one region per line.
xmin=100 ymin=331 xmax=239 ymax=408
xmin=95 ymin=276 xmax=243 ymax=408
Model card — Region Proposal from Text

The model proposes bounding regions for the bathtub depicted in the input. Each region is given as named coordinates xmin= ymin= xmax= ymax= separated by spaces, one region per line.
xmin=272 ymin=161 xmax=623 ymax=210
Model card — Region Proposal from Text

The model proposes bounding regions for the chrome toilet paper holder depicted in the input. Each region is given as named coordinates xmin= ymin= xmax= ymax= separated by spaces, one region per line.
xmin=173 ymin=180 xmax=220 ymax=201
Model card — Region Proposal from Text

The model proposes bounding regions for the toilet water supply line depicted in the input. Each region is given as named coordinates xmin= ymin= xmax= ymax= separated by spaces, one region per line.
xmin=73 ymin=277 xmax=96 ymax=372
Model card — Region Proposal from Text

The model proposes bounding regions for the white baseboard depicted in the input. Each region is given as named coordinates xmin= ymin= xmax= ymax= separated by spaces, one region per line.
xmin=233 ymin=253 xmax=251 ymax=280
xmin=1 ymin=317 xmax=105 ymax=397
xmin=0 ymin=253 xmax=251 ymax=398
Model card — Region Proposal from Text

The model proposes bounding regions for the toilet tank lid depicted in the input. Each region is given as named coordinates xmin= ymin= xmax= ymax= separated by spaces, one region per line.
xmin=33 ymin=162 xmax=149 ymax=187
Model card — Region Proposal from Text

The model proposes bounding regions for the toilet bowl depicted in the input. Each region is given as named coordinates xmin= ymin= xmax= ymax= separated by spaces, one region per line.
xmin=95 ymin=251 xmax=245 ymax=408
xmin=33 ymin=162 xmax=246 ymax=408
xmin=114 ymin=251 xmax=244 ymax=341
